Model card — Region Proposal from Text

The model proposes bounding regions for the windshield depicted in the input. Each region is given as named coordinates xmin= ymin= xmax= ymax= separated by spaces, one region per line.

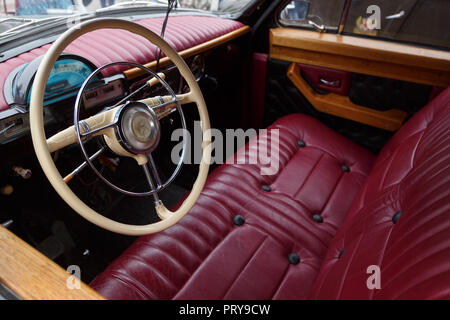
xmin=178 ymin=0 xmax=253 ymax=12
xmin=0 ymin=0 xmax=254 ymax=17
xmin=0 ymin=0 xmax=255 ymax=37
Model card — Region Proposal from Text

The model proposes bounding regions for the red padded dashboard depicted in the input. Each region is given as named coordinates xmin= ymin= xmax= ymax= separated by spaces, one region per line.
xmin=0 ymin=16 xmax=246 ymax=111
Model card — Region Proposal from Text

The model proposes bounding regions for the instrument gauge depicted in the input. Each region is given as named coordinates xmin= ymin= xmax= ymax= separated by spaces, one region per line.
xmin=190 ymin=54 xmax=205 ymax=82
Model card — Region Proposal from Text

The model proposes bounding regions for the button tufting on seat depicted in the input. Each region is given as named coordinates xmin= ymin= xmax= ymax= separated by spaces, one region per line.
xmin=233 ymin=215 xmax=245 ymax=226
xmin=298 ymin=140 xmax=306 ymax=148
xmin=341 ymin=165 xmax=350 ymax=172
xmin=262 ymin=185 xmax=272 ymax=192
xmin=89 ymin=88 xmax=450 ymax=301
xmin=392 ymin=210 xmax=403 ymax=224
xmin=338 ymin=249 xmax=346 ymax=259
xmin=309 ymin=88 xmax=450 ymax=300
xmin=312 ymin=214 xmax=324 ymax=223
xmin=288 ymin=253 xmax=301 ymax=265
xmin=90 ymin=112 xmax=378 ymax=300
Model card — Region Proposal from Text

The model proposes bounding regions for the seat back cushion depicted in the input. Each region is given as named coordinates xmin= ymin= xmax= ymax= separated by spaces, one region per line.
xmin=309 ymin=88 xmax=450 ymax=299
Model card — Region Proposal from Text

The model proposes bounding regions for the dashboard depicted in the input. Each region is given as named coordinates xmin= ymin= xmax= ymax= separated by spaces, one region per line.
xmin=0 ymin=53 xmax=205 ymax=146
xmin=0 ymin=15 xmax=247 ymax=147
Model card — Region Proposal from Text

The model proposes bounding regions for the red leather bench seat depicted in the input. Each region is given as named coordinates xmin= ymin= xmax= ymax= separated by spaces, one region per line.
xmin=91 ymin=88 xmax=450 ymax=300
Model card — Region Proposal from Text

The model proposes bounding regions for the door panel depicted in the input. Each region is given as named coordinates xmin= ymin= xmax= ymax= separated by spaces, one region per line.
xmin=288 ymin=63 xmax=408 ymax=131
xmin=270 ymin=28 xmax=450 ymax=87
xmin=264 ymin=59 xmax=394 ymax=153
xmin=349 ymin=73 xmax=432 ymax=113
xmin=267 ymin=27 xmax=448 ymax=137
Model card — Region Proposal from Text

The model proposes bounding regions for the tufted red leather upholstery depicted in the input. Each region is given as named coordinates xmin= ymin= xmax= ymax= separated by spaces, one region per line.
xmin=0 ymin=16 xmax=245 ymax=111
xmin=309 ymin=88 xmax=450 ymax=299
xmin=90 ymin=107 xmax=376 ymax=299
xmin=91 ymin=88 xmax=450 ymax=300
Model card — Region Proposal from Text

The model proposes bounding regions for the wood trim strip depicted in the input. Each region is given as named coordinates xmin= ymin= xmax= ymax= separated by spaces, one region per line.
xmin=287 ymin=63 xmax=408 ymax=131
xmin=0 ymin=225 xmax=105 ymax=300
xmin=270 ymin=28 xmax=450 ymax=87
xmin=124 ymin=25 xmax=251 ymax=80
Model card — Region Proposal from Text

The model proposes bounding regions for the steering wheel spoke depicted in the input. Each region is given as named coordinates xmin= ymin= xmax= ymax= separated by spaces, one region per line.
xmin=142 ymin=92 xmax=194 ymax=120
xmin=147 ymin=153 xmax=162 ymax=188
xmin=47 ymin=108 xmax=117 ymax=153
xmin=142 ymin=159 xmax=172 ymax=221
xmin=80 ymin=121 xmax=118 ymax=138
xmin=63 ymin=147 xmax=105 ymax=183
xmin=141 ymin=160 xmax=162 ymax=207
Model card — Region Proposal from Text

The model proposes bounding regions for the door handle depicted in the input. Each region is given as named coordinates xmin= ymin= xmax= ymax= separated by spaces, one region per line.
xmin=319 ymin=78 xmax=341 ymax=88
xmin=386 ymin=10 xmax=405 ymax=20
xmin=308 ymin=19 xmax=325 ymax=33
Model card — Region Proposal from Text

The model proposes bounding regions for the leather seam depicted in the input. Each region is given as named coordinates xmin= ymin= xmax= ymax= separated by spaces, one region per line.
xmin=137 ymin=242 xmax=193 ymax=276
xmin=293 ymin=153 xmax=324 ymax=199
xmin=245 ymin=196 xmax=331 ymax=248
xmin=120 ymin=253 xmax=179 ymax=292
xmin=318 ymin=169 xmax=345 ymax=222
xmin=386 ymin=192 xmax=450 ymax=257
xmin=172 ymin=228 xmax=236 ymax=299
xmin=375 ymin=225 xmax=450 ymax=294
xmin=221 ymin=235 xmax=268 ymax=299
xmin=269 ymin=263 xmax=292 ymax=299
xmin=108 ymin=271 xmax=157 ymax=300
xmin=336 ymin=232 xmax=365 ymax=299
xmin=159 ymin=233 xmax=204 ymax=263
xmin=269 ymin=241 xmax=295 ymax=299
xmin=395 ymin=270 xmax=450 ymax=300
xmin=369 ymin=226 xmax=394 ymax=300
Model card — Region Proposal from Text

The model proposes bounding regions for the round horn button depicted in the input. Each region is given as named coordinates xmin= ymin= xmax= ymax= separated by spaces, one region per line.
xmin=117 ymin=102 xmax=161 ymax=154
xmin=131 ymin=113 xmax=152 ymax=142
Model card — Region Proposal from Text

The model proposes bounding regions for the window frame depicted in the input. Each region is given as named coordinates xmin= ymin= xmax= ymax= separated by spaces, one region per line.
xmin=277 ymin=0 xmax=348 ymax=33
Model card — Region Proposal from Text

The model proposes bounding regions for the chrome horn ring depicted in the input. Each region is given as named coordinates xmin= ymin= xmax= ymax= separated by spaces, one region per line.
xmin=73 ymin=61 xmax=187 ymax=197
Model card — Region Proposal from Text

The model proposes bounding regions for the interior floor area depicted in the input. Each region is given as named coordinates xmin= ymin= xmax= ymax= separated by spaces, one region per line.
xmin=1 ymin=150 xmax=189 ymax=282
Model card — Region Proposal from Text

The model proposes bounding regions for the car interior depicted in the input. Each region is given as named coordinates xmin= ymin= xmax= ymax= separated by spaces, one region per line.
xmin=0 ymin=0 xmax=449 ymax=300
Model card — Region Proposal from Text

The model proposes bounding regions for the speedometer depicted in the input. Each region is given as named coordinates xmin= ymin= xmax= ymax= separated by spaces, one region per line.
xmin=42 ymin=59 xmax=94 ymax=104
xmin=1 ymin=54 xmax=127 ymax=145
xmin=4 ymin=54 xmax=97 ymax=109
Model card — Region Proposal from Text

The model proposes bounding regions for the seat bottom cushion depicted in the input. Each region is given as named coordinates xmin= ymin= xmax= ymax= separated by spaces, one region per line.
xmin=90 ymin=114 xmax=375 ymax=299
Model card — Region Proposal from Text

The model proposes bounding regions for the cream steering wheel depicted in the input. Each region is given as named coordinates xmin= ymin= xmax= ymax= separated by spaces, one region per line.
xmin=30 ymin=19 xmax=212 ymax=236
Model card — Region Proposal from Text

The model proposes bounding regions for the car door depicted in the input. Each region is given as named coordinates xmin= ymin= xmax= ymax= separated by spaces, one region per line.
xmin=250 ymin=0 xmax=450 ymax=152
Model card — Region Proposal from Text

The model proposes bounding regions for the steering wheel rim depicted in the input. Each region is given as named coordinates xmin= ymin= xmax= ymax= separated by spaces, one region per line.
xmin=30 ymin=18 xmax=212 ymax=236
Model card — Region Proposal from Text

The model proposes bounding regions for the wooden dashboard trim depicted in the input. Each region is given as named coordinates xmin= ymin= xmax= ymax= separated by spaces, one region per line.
xmin=124 ymin=25 xmax=251 ymax=80
xmin=270 ymin=28 xmax=450 ymax=87
xmin=0 ymin=225 xmax=104 ymax=300
xmin=287 ymin=63 xmax=408 ymax=131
